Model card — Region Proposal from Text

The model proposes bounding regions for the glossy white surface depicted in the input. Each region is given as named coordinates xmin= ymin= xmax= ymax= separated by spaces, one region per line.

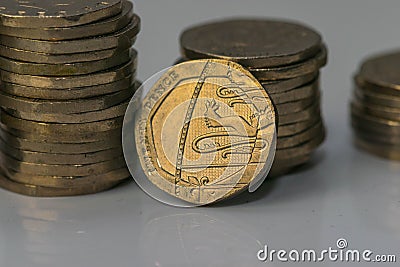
xmin=1 ymin=0 xmax=400 ymax=266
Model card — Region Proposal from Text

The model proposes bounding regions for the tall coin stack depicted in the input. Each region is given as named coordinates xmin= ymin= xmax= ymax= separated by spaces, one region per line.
xmin=352 ymin=51 xmax=400 ymax=161
xmin=0 ymin=1 xmax=140 ymax=196
xmin=178 ymin=19 xmax=327 ymax=177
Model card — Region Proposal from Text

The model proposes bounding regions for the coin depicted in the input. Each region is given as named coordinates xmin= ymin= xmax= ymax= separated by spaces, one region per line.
xmin=0 ymin=151 xmax=125 ymax=176
xmin=355 ymin=75 xmax=400 ymax=97
xmin=0 ymin=17 xmax=140 ymax=54
xmin=277 ymin=121 xmax=324 ymax=149
xmin=270 ymin=79 xmax=319 ymax=105
xmin=269 ymin=155 xmax=311 ymax=178
xmin=278 ymin=102 xmax=320 ymax=126
xmin=278 ymin=116 xmax=322 ymax=137
xmin=180 ymin=19 xmax=322 ymax=68
xmin=356 ymin=50 xmax=400 ymax=94
xmin=1 ymin=76 xmax=136 ymax=100
xmin=352 ymin=99 xmax=400 ymax=122
xmin=0 ymin=112 xmax=124 ymax=135
xmin=132 ymin=59 xmax=276 ymax=205
xmin=262 ymin=73 xmax=318 ymax=94
xmin=353 ymin=126 xmax=400 ymax=145
xmin=0 ymin=1 xmax=134 ymax=41
xmin=0 ymin=170 xmax=123 ymax=197
xmin=351 ymin=104 xmax=400 ymax=134
xmin=4 ymin=167 xmax=130 ymax=189
xmin=275 ymin=92 xmax=319 ymax=116
xmin=355 ymin=87 xmax=400 ymax=109
xmin=0 ymin=137 xmax=122 ymax=165
xmin=0 ymin=128 xmax=121 ymax=154
xmin=1 ymin=58 xmax=137 ymax=88
xmin=248 ymin=46 xmax=327 ymax=81
xmin=354 ymin=137 xmax=400 ymax=161
xmin=0 ymin=87 xmax=134 ymax=115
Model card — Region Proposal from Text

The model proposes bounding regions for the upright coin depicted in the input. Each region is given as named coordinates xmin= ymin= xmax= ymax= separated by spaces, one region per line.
xmin=130 ymin=59 xmax=276 ymax=205
xmin=180 ymin=19 xmax=322 ymax=68
xmin=0 ymin=0 xmax=123 ymax=28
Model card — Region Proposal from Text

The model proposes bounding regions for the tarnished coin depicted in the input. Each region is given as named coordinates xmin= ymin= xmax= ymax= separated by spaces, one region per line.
xmin=354 ymin=137 xmax=400 ymax=161
xmin=0 ymin=112 xmax=124 ymax=135
xmin=351 ymin=104 xmax=400 ymax=134
xmin=270 ymin=80 xmax=319 ymax=105
xmin=357 ymin=50 xmax=400 ymax=94
xmin=0 ymin=128 xmax=121 ymax=154
xmin=353 ymin=126 xmax=400 ymax=145
xmin=131 ymin=59 xmax=276 ymax=205
xmin=278 ymin=116 xmax=321 ymax=137
xmin=355 ymin=75 xmax=400 ymax=97
xmin=0 ymin=48 xmax=132 ymax=76
xmin=0 ymin=151 xmax=125 ymax=177
xmin=1 ymin=58 xmax=137 ymax=88
xmin=180 ymin=19 xmax=322 ymax=68
xmin=275 ymin=92 xmax=319 ymax=116
xmin=0 ymin=1 xmax=134 ymax=40
xmin=0 ymin=87 xmax=134 ymax=115
xmin=249 ymin=46 xmax=327 ymax=81
xmin=355 ymin=87 xmax=400 ymax=109
xmin=352 ymin=99 xmax=400 ymax=122
xmin=278 ymin=102 xmax=320 ymax=126
xmin=0 ymin=0 xmax=123 ymax=28
xmin=0 ymin=17 xmax=139 ymax=54
xmin=0 ymin=170 xmax=123 ymax=197
xmin=277 ymin=121 xmax=324 ymax=149
xmin=4 ymin=167 xmax=130 ymax=189
xmin=262 ymin=73 xmax=318 ymax=94
xmin=0 ymin=137 xmax=122 ymax=165
xmin=1 ymin=76 xmax=136 ymax=100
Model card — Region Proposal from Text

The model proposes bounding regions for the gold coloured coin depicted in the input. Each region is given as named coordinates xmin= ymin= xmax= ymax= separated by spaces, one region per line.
xmin=275 ymin=92 xmax=319 ymax=116
xmin=277 ymin=121 xmax=324 ymax=149
xmin=354 ymin=137 xmax=400 ymax=161
xmin=270 ymin=80 xmax=319 ymax=105
xmin=133 ymin=59 xmax=276 ymax=205
xmin=355 ymin=87 xmax=400 ymax=109
xmin=0 ymin=0 xmax=123 ymax=28
xmin=1 ymin=58 xmax=137 ymax=88
xmin=351 ymin=104 xmax=400 ymax=134
xmin=278 ymin=116 xmax=321 ymax=137
xmin=0 ymin=1 xmax=134 ymax=40
xmin=3 ymin=167 xmax=130 ymax=189
xmin=0 ymin=17 xmax=140 ymax=54
xmin=352 ymin=99 xmax=400 ymax=122
xmin=262 ymin=73 xmax=319 ymax=94
xmin=278 ymin=102 xmax=320 ymax=126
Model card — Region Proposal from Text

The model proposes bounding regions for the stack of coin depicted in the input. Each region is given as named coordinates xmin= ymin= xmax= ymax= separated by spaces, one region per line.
xmin=0 ymin=0 xmax=140 ymax=196
xmin=352 ymin=51 xmax=400 ymax=161
xmin=178 ymin=18 xmax=327 ymax=177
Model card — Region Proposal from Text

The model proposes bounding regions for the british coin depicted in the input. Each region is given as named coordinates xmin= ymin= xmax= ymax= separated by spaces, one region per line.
xmin=0 ymin=137 xmax=122 ymax=165
xmin=352 ymin=99 xmax=400 ymax=122
xmin=180 ymin=19 xmax=322 ymax=68
xmin=0 ymin=17 xmax=140 ymax=54
xmin=0 ymin=76 xmax=136 ymax=100
xmin=354 ymin=87 xmax=400 ymax=109
xmin=356 ymin=50 xmax=400 ymax=94
xmin=278 ymin=102 xmax=320 ymax=126
xmin=0 ymin=152 xmax=125 ymax=176
xmin=0 ymin=43 xmax=132 ymax=64
xmin=1 ymin=58 xmax=137 ymax=88
xmin=351 ymin=104 xmax=400 ymax=134
xmin=248 ymin=46 xmax=327 ymax=81
xmin=355 ymin=75 xmax=400 ymax=97
xmin=0 ymin=48 xmax=132 ymax=76
xmin=278 ymin=116 xmax=322 ymax=137
xmin=0 ymin=0 xmax=123 ymax=28
xmin=2 ymin=124 xmax=122 ymax=143
xmin=0 ymin=1 xmax=134 ymax=40
xmin=132 ymin=59 xmax=276 ymax=205
xmin=0 ymin=87 xmax=134 ymax=115
xmin=0 ymin=112 xmax=124 ymax=135
xmin=269 ymin=155 xmax=311 ymax=178
xmin=4 ymin=167 xmax=130 ymax=189
xmin=277 ymin=121 xmax=324 ymax=149
xmin=275 ymin=92 xmax=319 ymax=116
xmin=0 ymin=129 xmax=121 ymax=154
xmin=262 ymin=73 xmax=319 ymax=94
xmin=0 ymin=170 xmax=123 ymax=197
xmin=275 ymin=130 xmax=325 ymax=160
xmin=353 ymin=126 xmax=400 ymax=145
xmin=6 ymin=99 xmax=130 ymax=124
xmin=354 ymin=137 xmax=400 ymax=161
xmin=269 ymin=79 xmax=319 ymax=105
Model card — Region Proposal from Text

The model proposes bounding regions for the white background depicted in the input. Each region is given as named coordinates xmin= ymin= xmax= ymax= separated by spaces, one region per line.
xmin=1 ymin=0 xmax=400 ymax=266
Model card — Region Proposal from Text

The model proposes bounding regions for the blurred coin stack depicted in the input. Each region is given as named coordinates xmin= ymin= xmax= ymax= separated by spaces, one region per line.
xmin=0 ymin=0 xmax=140 ymax=196
xmin=178 ymin=19 xmax=327 ymax=177
xmin=352 ymin=51 xmax=400 ymax=161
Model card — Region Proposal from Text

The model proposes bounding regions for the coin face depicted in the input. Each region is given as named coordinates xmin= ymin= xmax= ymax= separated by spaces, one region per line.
xmin=180 ymin=19 xmax=322 ymax=68
xmin=131 ymin=59 xmax=276 ymax=205
xmin=0 ymin=0 xmax=122 ymax=28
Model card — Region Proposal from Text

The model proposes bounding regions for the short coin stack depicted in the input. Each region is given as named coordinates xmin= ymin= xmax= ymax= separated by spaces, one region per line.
xmin=352 ymin=51 xmax=400 ymax=161
xmin=0 ymin=0 xmax=140 ymax=196
xmin=179 ymin=19 xmax=327 ymax=177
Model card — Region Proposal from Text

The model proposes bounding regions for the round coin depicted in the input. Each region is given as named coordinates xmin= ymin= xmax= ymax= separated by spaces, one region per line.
xmin=0 ymin=1 xmax=134 ymax=40
xmin=269 ymin=155 xmax=311 ymax=178
xmin=269 ymin=79 xmax=319 ymax=105
xmin=278 ymin=116 xmax=322 ymax=137
xmin=180 ymin=18 xmax=322 ymax=68
xmin=128 ymin=59 xmax=276 ymax=205
xmin=262 ymin=72 xmax=318 ymax=94
xmin=353 ymin=126 xmax=400 ymax=145
xmin=355 ymin=87 xmax=400 ymax=109
xmin=0 ymin=0 xmax=123 ymax=28
xmin=275 ymin=92 xmax=319 ymax=116
xmin=351 ymin=104 xmax=400 ymax=134
xmin=278 ymin=102 xmax=320 ymax=126
xmin=354 ymin=137 xmax=400 ymax=161
xmin=277 ymin=121 xmax=324 ymax=149
xmin=352 ymin=99 xmax=400 ymax=122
